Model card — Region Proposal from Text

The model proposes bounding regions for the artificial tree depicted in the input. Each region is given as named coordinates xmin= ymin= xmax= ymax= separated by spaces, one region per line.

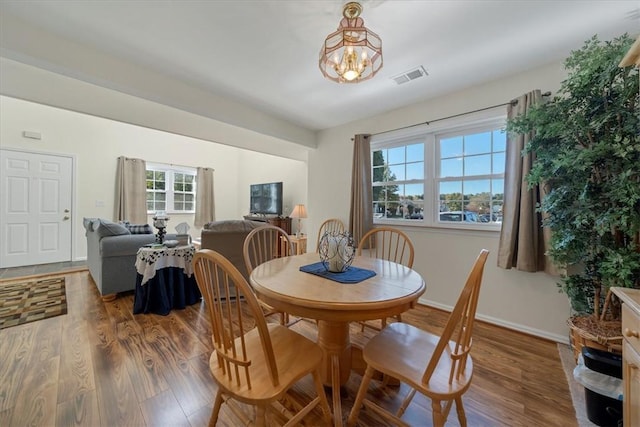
xmin=507 ymin=34 xmax=640 ymax=342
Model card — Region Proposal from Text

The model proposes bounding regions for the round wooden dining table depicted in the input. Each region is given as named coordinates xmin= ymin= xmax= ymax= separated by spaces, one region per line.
xmin=250 ymin=252 xmax=426 ymax=426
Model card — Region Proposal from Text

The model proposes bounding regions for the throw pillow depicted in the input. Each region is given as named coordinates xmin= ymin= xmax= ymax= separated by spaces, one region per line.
xmin=125 ymin=223 xmax=153 ymax=234
xmin=95 ymin=219 xmax=131 ymax=238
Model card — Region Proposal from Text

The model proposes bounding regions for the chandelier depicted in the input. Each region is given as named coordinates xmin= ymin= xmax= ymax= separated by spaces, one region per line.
xmin=319 ymin=2 xmax=383 ymax=83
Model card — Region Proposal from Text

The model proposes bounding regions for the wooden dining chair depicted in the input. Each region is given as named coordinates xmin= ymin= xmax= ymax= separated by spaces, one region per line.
xmin=346 ymin=249 xmax=490 ymax=427
xmin=243 ymin=224 xmax=293 ymax=325
xmin=193 ymin=249 xmax=333 ymax=427
xmin=357 ymin=226 xmax=415 ymax=330
xmin=316 ymin=218 xmax=346 ymax=251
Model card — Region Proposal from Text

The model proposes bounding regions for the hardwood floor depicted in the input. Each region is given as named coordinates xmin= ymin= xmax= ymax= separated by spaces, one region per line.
xmin=0 ymin=270 xmax=577 ymax=426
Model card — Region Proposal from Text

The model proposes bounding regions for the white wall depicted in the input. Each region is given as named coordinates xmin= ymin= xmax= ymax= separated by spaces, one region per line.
xmin=0 ymin=95 xmax=308 ymax=261
xmin=309 ymin=61 xmax=572 ymax=342
xmin=237 ymin=150 xmax=307 ymax=217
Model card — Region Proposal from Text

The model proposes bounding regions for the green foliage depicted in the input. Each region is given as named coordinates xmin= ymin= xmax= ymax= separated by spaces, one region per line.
xmin=507 ymin=34 xmax=640 ymax=315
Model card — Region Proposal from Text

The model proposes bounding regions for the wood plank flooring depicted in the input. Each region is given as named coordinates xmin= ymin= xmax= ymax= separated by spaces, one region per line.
xmin=0 ymin=271 xmax=577 ymax=426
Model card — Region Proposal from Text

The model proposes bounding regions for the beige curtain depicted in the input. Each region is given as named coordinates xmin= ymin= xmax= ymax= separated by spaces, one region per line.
xmin=497 ymin=90 xmax=554 ymax=273
xmin=194 ymin=167 xmax=215 ymax=227
xmin=115 ymin=156 xmax=147 ymax=223
xmin=349 ymin=134 xmax=373 ymax=246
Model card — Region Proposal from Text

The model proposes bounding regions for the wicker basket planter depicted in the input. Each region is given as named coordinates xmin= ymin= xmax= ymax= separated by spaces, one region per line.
xmin=567 ymin=315 xmax=623 ymax=363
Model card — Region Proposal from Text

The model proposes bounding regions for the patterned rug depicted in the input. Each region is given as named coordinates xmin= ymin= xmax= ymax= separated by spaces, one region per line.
xmin=0 ymin=277 xmax=67 ymax=329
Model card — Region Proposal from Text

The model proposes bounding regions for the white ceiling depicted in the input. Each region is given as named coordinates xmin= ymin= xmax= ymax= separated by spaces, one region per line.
xmin=1 ymin=1 xmax=638 ymax=139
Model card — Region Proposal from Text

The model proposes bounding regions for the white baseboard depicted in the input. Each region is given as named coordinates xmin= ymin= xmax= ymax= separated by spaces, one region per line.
xmin=420 ymin=298 xmax=569 ymax=345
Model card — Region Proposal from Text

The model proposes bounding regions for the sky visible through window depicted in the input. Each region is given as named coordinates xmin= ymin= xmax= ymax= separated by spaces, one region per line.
xmin=372 ymin=122 xmax=506 ymax=225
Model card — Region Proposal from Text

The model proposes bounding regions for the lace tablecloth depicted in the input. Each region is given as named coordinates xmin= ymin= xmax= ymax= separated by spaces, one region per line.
xmin=135 ymin=245 xmax=195 ymax=286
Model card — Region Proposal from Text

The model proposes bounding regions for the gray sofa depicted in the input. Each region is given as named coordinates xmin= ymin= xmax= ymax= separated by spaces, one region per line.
xmin=84 ymin=218 xmax=175 ymax=298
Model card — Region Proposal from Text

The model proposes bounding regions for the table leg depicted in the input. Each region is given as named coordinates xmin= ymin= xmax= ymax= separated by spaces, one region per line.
xmin=317 ymin=320 xmax=351 ymax=427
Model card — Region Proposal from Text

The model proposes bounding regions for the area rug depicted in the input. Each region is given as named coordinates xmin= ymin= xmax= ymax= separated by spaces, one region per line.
xmin=0 ymin=277 xmax=67 ymax=329
xmin=558 ymin=343 xmax=597 ymax=427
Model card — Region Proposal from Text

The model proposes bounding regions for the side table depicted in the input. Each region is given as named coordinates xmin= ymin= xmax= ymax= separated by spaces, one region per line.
xmin=133 ymin=244 xmax=201 ymax=315
xmin=281 ymin=234 xmax=307 ymax=255
xmin=290 ymin=235 xmax=307 ymax=255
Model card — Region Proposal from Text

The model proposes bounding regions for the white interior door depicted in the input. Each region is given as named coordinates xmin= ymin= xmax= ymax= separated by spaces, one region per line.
xmin=0 ymin=149 xmax=73 ymax=268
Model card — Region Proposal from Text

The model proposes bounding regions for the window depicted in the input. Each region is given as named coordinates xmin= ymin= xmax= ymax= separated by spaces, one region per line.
xmin=373 ymin=143 xmax=425 ymax=220
xmin=371 ymin=117 xmax=505 ymax=229
xmin=146 ymin=164 xmax=196 ymax=213
xmin=438 ymin=128 xmax=505 ymax=225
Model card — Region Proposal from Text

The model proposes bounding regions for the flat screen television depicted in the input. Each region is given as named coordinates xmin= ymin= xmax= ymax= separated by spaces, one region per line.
xmin=250 ymin=182 xmax=283 ymax=216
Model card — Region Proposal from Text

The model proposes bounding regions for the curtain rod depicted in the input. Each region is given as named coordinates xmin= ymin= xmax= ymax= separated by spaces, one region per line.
xmin=364 ymin=91 xmax=552 ymax=138
xmin=147 ymin=159 xmax=214 ymax=172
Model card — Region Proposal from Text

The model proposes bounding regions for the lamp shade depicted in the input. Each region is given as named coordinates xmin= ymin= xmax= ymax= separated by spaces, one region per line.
xmin=290 ymin=204 xmax=307 ymax=219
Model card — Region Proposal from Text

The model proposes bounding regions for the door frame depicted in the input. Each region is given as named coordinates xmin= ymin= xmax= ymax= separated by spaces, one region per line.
xmin=0 ymin=147 xmax=78 ymax=265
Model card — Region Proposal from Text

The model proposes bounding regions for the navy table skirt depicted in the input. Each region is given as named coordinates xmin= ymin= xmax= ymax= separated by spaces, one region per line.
xmin=133 ymin=267 xmax=201 ymax=315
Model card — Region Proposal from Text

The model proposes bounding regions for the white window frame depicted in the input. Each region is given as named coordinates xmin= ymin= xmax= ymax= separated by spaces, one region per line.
xmin=371 ymin=110 xmax=506 ymax=231
xmin=146 ymin=163 xmax=197 ymax=214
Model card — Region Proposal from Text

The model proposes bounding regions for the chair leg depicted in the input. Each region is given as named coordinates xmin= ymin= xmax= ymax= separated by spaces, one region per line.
xmin=311 ymin=368 xmax=333 ymax=424
xmin=347 ymin=365 xmax=375 ymax=427
xmin=209 ymin=390 xmax=224 ymax=427
xmin=431 ymin=400 xmax=446 ymax=427
xmin=455 ymin=396 xmax=467 ymax=427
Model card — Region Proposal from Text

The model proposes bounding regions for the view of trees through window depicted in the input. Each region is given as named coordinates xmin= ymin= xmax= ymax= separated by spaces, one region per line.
xmin=372 ymin=122 xmax=505 ymax=226
xmin=373 ymin=143 xmax=424 ymax=220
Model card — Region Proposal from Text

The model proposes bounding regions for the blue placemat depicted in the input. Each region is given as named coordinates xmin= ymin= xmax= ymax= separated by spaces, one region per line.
xmin=299 ymin=262 xmax=376 ymax=284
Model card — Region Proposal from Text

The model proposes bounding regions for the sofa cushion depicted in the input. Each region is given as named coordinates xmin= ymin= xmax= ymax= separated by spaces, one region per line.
xmin=95 ymin=219 xmax=131 ymax=238
xmin=100 ymin=233 xmax=158 ymax=257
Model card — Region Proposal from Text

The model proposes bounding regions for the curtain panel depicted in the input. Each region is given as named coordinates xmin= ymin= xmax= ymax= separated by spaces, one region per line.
xmin=349 ymin=134 xmax=373 ymax=247
xmin=497 ymin=90 xmax=555 ymax=274
xmin=115 ymin=156 xmax=147 ymax=224
xmin=194 ymin=167 xmax=215 ymax=228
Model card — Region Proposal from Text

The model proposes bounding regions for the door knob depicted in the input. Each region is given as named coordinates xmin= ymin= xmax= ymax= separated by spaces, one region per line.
xmin=64 ymin=209 xmax=70 ymax=213
xmin=63 ymin=216 xmax=70 ymax=220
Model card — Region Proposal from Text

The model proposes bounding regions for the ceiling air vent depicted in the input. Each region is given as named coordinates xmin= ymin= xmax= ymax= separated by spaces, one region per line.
xmin=392 ymin=66 xmax=428 ymax=85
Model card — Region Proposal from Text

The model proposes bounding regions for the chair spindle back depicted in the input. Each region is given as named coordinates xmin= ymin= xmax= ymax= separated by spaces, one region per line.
xmin=357 ymin=227 xmax=415 ymax=268
xmin=243 ymin=225 xmax=293 ymax=274
xmin=194 ymin=249 xmax=279 ymax=388
xmin=422 ymin=249 xmax=489 ymax=385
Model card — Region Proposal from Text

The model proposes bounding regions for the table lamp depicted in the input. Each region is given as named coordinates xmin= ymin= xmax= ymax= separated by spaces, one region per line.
xmin=290 ymin=204 xmax=307 ymax=237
